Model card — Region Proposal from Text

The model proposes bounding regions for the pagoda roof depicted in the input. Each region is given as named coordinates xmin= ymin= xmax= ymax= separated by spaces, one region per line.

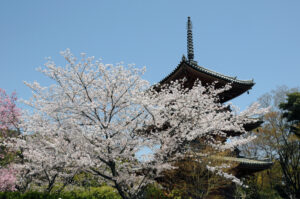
xmin=215 ymin=156 xmax=273 ymax=167
xmin=218 ymin=156 xmax=273 ymax=176
xmin=197 ymin=154 xmax=273 ymax=167
xmin=158 ymin=59 xmax=255 ymax=102
xmin=196 ymin=153 xmax=273 ymax=176
xmin=160 ymin=60 xmax=254 ymax=86
xmin=224 ymin=119 xmax=263 ymax=137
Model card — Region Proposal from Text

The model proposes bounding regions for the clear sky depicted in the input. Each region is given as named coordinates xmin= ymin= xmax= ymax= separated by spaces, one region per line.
xmin=1 ymin=0 xmax=299 ymax=110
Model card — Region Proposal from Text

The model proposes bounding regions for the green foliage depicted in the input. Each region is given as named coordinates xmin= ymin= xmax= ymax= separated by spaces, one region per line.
xmin=166 ymin=189 xmax=189 ymax=199
xmin=143 ymin=184 xmax=169 ymax=199
xmin=143 ymin=184 xmax=191 ymax=199
xmin=279 ymin=92 xmax=300 ymax=137
xmin=279 ymin=92 xmax=300 ymax=122
xmin=0 ymin=185 xmax=193 ymax=199
xmin=0 ymin=186 xmax=121 ymax=199
xmin=64 ymin=186 xmax=121 ymax=199
xmin=234 ymin=178 xmax=283 ymax=199
xmin=0 ymin=183 xmax=195 ymax=199
xmin=72 ymin=171 xmax=102 ymax=187
xmin=0 ymin=192 xmax=57 ymax=199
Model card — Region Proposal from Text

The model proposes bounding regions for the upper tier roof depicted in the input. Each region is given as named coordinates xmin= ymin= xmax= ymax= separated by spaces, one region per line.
xmin=158 ymin=58 xmax=255 ymax=103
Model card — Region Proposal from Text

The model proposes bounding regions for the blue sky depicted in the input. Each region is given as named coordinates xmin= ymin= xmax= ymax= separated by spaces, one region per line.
xmin=1 ymin=0 xmax=299 ymax=110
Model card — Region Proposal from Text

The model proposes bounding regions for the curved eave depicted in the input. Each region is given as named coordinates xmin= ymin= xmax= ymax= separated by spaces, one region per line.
xmin=244 ymin=120 xmax=263 ymax=131
xmin=222 ymin=156 xmax=273 ymax=167
xmin=235 ymin=158 xmax=273 ymax=176
xmin=212 ymin=156 xmax=273 ymax=175
xmin=160 ymin=60 xmax=254 ymax=86
xmin=224 ymin=120 xmax=263 ymax=137
xmin=212 ymin=156 xmax=273 ymax=166
xmin=195 ymin=154 xmax=273 ymax=168
xmin=158 ymin=60 xmax=255 ymax=102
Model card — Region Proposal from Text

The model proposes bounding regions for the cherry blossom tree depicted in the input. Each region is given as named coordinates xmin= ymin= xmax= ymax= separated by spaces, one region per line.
xmin=9 ymin=49 xmax=267 ymax=199
xmin=0 ymin=88 xmax=21 ymax=135
xmin=6 ymin=133 xmax=81 ymax=193
xmin=0 ymin=89 xmax=21 ymax=192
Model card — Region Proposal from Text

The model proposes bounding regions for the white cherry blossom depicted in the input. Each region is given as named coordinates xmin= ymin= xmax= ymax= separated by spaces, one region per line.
xmin=7 ymin=49 xmax=268 ymax=199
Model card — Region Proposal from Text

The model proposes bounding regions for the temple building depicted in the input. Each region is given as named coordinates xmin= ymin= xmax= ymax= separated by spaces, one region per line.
xmin=156 ymin=17 xmax=272 ymax=198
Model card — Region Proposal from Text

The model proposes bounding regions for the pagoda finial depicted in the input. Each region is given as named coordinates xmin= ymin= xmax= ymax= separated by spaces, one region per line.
xmin=182 ymin=54 xmax=187 ymax=62
xmin=187 ymin=16 xmax=194 ymax=61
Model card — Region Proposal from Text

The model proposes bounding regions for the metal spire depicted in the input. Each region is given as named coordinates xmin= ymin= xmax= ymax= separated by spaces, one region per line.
xmin=187 ymin=16 xmax=194 ymax=61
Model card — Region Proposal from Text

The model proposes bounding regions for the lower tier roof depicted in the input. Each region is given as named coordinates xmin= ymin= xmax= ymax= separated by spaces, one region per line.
xmin=195 ymin=153 xmax=273 ymax=176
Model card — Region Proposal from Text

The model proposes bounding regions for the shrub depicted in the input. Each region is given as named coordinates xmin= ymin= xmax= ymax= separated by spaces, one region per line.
xmin=0 ymin=186 xmax=121 ymax=199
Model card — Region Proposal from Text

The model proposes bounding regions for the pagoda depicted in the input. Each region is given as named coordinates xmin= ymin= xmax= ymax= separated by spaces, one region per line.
xmin=156 ymin=17 xmax=272 ymax=198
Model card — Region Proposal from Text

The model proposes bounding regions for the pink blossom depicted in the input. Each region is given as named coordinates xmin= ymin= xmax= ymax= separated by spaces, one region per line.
xmin=0 ymin=167 xmax=17 ymax=191
xmin=0 ymin=88 xmax=21 ymax=132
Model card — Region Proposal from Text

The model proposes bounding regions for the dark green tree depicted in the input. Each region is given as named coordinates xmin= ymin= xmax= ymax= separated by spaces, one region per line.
xmin=279 ymin=92 xmax=300 ymax=138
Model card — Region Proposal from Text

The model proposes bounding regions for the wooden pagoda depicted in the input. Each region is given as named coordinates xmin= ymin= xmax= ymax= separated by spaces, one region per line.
xmin=156 ymin=17 xmax=272 ymax=198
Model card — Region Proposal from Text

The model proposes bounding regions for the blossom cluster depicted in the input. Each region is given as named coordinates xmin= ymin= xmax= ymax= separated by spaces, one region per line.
xmin=0 ymin=167 xmax=16 ymax=191
xmin=0 ymin=88 xmax=20 ymax=132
